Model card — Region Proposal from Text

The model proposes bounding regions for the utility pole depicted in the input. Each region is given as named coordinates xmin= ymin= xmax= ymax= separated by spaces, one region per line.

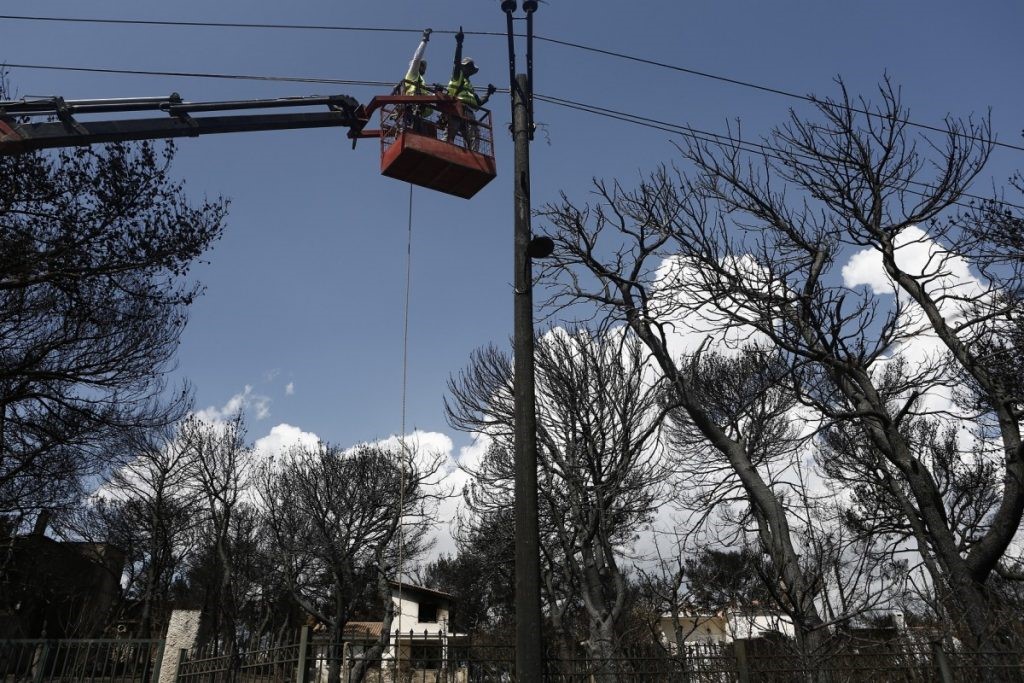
xmin=502 ymin=1 xmax=545 ymax=680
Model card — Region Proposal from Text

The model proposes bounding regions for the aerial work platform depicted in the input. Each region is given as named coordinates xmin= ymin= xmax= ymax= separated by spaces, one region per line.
xmin=358 ymin=90 xmax=496 ymax=199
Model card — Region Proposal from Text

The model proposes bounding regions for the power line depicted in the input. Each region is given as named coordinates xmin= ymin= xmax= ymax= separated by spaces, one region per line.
xmin=535 ymin=36 xmax=1024 ymax=155
xmin=0 ymin=14 xmax=503 ymax=37
xmin=2 ymin=61 xmax=1019 ymax=211
xmin=534 ymin=93 xmax=1024 ymax=213
xmin=538 ymin=93 xmax=1024 ymax=211
xmin=1 ymin=62 xmax=392 ymax=88
xmin=2 ymin=13 xmax=1022 ymax=153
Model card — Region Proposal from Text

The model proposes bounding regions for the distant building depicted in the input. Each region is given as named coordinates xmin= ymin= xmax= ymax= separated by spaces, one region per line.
xmin=0 ymin=513 xmax=125 ymax=638
xmin=323 ymin=582 xmax=462 ymax=681
xmin=657 ymin=606 xmax=795 ymax=648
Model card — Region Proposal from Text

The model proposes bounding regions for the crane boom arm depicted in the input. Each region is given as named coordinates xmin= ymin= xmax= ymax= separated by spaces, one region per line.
xmin=0 ymin=89 xmax=496 ymax=198
xmin=0 ymin=93 xmax=370 ymax=155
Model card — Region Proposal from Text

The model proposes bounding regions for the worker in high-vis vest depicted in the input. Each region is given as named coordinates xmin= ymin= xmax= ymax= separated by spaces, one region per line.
xmin=403 ymin=28 xmax=432 ymax=96
xmin=446 ymin=28 xmax=496 ymax=150
xmin=399 ymin=29 xmax=433 ymax=133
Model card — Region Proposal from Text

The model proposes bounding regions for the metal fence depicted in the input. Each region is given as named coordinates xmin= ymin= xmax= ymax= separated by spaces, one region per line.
xmin=174 ymin=629 xmax=515 ymax=683
xmin=176 ymin=629 xmax=306 ymax=683
xmin=0 ymin=638 xmax=164 ymax=682
xmin=731 ymin=639 xmax=1024 ymax=683
xmin=171 ymin=628 xmax=1024 ymax=683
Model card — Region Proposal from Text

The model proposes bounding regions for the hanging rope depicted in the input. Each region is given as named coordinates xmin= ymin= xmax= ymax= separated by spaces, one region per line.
xmin=394 ymin=182 xmax=414 ymax=677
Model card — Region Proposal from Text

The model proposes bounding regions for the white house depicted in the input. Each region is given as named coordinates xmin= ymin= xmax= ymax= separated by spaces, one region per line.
xmin=657 ymin=607 xmax=795 ymax=649
xmin=334 ymin=582 xmax=460 ymax=682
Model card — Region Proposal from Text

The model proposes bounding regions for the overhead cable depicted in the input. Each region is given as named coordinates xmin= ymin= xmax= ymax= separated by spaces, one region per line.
xmin=534 ymin=93 xmax=1024 ymax=213
xmin=0 ymin=14 xmax=502 ymax=37
xmin=1 ymin=61 xmax=1019 ymax=211
xmin=1 ymin=62 xmax=393 ymax=88
xmin=2 ymin=13 xmax=1021 ymax=153
xmin=533 ymin=36 xmax=1024 ymax=154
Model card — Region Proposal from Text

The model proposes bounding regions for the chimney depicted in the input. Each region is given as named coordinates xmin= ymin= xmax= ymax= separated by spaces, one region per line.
xmin=892 ymin=611 xmax=906 ymax=631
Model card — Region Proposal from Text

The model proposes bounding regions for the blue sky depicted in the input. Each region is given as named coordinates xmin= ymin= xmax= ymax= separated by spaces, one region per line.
xmin=4 ymin=1 xmax=1023 ymax=461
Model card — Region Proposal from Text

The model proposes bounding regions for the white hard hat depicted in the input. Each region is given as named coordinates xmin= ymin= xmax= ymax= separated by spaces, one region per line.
xmin=461 ymin=58 xmax=477 ymax=72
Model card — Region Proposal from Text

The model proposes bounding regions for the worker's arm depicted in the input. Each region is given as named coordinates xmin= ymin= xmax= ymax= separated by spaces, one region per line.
xmin=404 ymin=29 xmax=431 ymax=81
xmin=478 ymin=84 xmax=497 ymax=107
xmin=451 ymin=28 xmax=465 ymax=82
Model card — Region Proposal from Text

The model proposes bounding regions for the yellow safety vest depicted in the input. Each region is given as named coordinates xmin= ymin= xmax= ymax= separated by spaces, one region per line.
xmin=403 ymin=73 xmax=427 ymax=96
xmin=447 ymin=74 xmax=480 ymax=108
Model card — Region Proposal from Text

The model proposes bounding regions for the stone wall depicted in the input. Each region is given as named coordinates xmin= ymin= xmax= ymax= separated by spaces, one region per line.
xmin=158 ymin=609 xmax=201 ymax=683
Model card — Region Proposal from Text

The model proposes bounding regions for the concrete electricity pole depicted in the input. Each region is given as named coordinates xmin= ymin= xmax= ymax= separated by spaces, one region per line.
xmin=502 ymin=0 xmax=546 ymax=679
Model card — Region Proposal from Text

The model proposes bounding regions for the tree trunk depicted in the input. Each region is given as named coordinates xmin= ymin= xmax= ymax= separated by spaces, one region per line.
xmin=327 ymin=620 xmax=342 ymax=683
xmin=138 ymin=557 xmax=156 ymax=639
xmin=577 ymin=542 xmax=627 ymax=683
xmin=626 ymin=307 xmax=829 ymax=644
xmin=586 ymin=618 xmax=619 ymax=683
xmin=350 ymin=561 xmax=396 ymax=683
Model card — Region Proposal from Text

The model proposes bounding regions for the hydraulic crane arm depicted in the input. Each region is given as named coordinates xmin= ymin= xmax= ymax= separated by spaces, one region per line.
xmin=0 ymin=89 xmax=496 ymax=198
xmin=0 ymin=93 xmax=370 ymax=155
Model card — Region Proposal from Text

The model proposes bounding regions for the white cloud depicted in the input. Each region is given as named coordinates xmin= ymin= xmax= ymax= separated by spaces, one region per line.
xmin=431 ymin=471 xmax=467 ymax=559
xmin=842 ymin=224 xmax=983 ymax=316
xmin=843 ymin=247 xmax=893 ymax=295
xmin=195 ymin=385 xmax=272 ymax=423
xmin=285 ymin=382 xmax=295 ymax=396
xmin=651 ymin=255 xmax=773 ymax=359
xmin=841 ymin=225 xmax=992 ymax=417
xmin=252 ymin=423 xmax=320 ymax=461
xmin=364 ymin=430 xmax=462 ymax=562
xmin=421 ymin=434 xmax=494 ymax=559
xmin=372 ymin=430 xmax=456 ymax=473
xmin=455 ymin=434 xmax=491 ymax=471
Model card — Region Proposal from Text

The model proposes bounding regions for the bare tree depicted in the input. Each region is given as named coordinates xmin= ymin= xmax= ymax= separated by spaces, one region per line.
xmin=421 ymin=508 xmax=516 ymax=634
xmin=180 ymin=412 xmax=252 ymax=653
xmin=448 ymin=328 xmax=670 ymax=679
xmin=0 ymin=121 xmax=226 ymax=517
xmin=636 ymin=536 xmax=757 ymax=657
xmin=63 ymin=423 xmax=200 ymax=638
xmin=257 ymin=441 xmax=443 ymax=683
xmin=649 ymin=339 xmax=832 ymax=650
xmin=654 ymin=347 xmax=894 ymax=656
xmin=539 ymin=77 xmax=1024 ymax=648
xmin=458 ymin=444 xmax=586 ymax=661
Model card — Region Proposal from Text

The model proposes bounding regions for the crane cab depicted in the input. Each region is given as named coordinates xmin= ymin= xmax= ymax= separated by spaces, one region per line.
xmin=358 ymin=91 xmax=497 ymax=199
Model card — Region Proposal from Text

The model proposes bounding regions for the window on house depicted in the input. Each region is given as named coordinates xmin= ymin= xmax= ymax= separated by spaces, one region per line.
xmin=418 ymin=602 xmax=439 ymax=623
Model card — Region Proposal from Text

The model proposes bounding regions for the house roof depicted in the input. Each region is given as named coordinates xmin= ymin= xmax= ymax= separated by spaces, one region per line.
xmin=388 ymin=581 xmax=453 ymax=601
xmin=343 ymin=622 xmax=383 ymax=638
